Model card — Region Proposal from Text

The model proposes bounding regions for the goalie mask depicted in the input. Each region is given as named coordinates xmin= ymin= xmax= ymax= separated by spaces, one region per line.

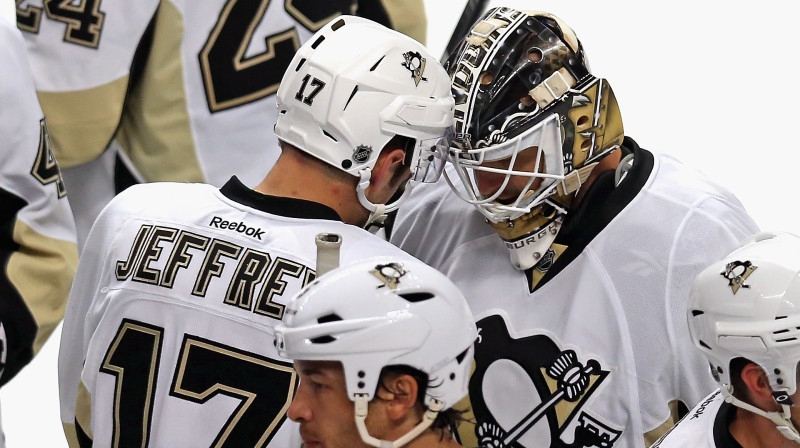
xmin=688 ymin=231 xmax=800 ymax=442
xmin=275 ymin=16 xmax=454 ymax=229
xmin=444 ymin=7 xmax=623 ymax=269
xmin=275 ymin=257 xmax=476 ymax=448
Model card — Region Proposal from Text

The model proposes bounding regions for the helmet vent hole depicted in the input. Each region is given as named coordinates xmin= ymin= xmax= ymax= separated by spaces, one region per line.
xmin=528 ymin=48 xmax=543 ymax=63
xmin=331 ymin=18 xmax=345 ymax=31
xmin=370 ymin=56 xmax=385 ymax=72
xmin=580 ymin=139 xmax=591 ymax=150
xmin=577 ymin=115 xmax=589 ymax=127
xmin=309 ymin=335 xmax=336 ymax=344
xmin=344 ymin=86 xmax=359 ymax=111
xmin=699 ymin=340 xmax=712 ymax=350
xmin=480 ymin=72 xmax=494 ymax=85
xmin=342 ymin=160 xmax=353 ymax=169
xmin=399 ymin=292 xmax=435 ymax=303
xmin=691 ymin=310 xmax=704 ymax=316
xmin=311 ymin=35 xmax=325 ymax=49
xmin=323 ymin=130 xmax=338 ymax=142
xmin=776 ymin=315 xmax=789 ymax=320
xmin=455 ymin=347 xmax=469 ymax=364
xmin=318 ymin=313 xmax=342 ymax=324
xmin=295 ymin=58 xmax=306 ymax=72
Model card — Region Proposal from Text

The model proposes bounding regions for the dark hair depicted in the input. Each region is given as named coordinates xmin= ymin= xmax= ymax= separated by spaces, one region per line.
xmin=377 ymin=365 xmax=469 ymax=436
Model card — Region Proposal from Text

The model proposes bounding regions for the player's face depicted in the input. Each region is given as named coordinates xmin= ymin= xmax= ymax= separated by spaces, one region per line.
xmin=288 ymin=360 xmax=382 ymax=448
xmin=474 ymin=146 xmax=544 ymax=203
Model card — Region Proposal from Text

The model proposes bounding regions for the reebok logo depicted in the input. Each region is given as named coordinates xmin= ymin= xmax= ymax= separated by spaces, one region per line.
xmin=209 ymin=216 xmax=265 ymax=240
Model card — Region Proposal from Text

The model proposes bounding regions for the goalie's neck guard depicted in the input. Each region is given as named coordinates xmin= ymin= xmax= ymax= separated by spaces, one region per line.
xmin=489 ymin=203 xmax=566 ymax=270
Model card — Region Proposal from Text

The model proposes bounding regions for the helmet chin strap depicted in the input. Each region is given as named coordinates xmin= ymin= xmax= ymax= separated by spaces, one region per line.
xmin=721 ymin=385 xmax=800 ymax=442
xmin=357 ymin=169 xmax=415 ymax=234
xmin=354 ymin=394 xmax=443 ymax=448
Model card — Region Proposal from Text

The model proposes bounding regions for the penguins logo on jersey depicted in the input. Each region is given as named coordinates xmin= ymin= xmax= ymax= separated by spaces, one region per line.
xmin=464 ymin=314 xmax=623 ymax=448
xmin=720 ymin=260 xmax=757 ymax=294
xmin=370 ymin=263 xmax=407 ymax=290
xmin=402 ymin=51 xmax=427 ymax=86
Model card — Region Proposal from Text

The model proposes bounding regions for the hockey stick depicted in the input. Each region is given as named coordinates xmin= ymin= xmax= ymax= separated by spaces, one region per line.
xmin=440 ymin=0 xmax=492 ymax=62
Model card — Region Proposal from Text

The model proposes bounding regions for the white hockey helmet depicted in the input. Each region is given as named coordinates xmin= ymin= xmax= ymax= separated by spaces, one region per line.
xmin=688 ymin=231 xmax=800 ymax=440
xmin=274 ymin=16 xmax=455 ymax=226
xmin=275 ymin=257 xmax=476 ymax=447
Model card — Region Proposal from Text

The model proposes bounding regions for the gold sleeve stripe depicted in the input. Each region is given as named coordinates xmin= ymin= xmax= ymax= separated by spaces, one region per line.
xmin=644 ymin=400 xmax=682 ymax=447
xmin=75 ymin=381 xmax=94 ymax=441
xmin=37 ymin=77 xmax=129 ymax=168
xmin=116 ymin=0 xmax=204 ymax=183
xmin=63 ymin=423 xmax=79 ymax=448
xmin=6 ymin=220 xmax=78 ymax=354
xmin=380 ymin=0 xmax=427 ymax=44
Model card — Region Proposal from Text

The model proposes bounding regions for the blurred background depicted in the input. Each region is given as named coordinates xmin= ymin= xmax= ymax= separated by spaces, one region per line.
xmin=1 ymin=0 xmax=798 ymax=446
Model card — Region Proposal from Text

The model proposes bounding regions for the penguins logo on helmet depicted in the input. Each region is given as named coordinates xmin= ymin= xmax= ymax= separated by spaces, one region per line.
xmin=370 ymin=263 xmax=407 ymax=290
xmin=720 ymin=260 xmax=757 ymax=294
xmin=401 ymin=51 xmax=427 ymax=86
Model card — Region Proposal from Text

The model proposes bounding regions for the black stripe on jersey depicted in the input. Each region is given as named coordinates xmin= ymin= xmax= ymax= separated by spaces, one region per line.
xmin=0 ymin=187 xmax=38 ymax=386
xmin=714 ymin=401 xmax=744 ymax=448
xmin=75 ymin=418 xmax=94 ymax=447
xmin=220 ymin=176 xmax=342 ymax=221
xmin=528 ymin=137 xmax=655 ymax=292
xmin=354 ymin=0 xmax=392 ymax=29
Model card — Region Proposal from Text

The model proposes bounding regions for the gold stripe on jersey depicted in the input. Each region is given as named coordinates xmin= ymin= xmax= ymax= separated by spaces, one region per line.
xmin=380 ymin=0 xmax=427 ymax=44
xmin=6 ymin=220 xmax=78 ymax=354
xmin=63 ymin=423 xmax=79 ymax=448
xmin=644 ymin=400 xmax=682 ymax=446
xmin=116 ymin=0 xmax=204 ymax=183
xmin=75 ymin=381 xmax=94 ymax=441
xmin=37 ymin=77 xmax=128 ymax=168
xmin=454 ymin=361 xmax=478 ymax=448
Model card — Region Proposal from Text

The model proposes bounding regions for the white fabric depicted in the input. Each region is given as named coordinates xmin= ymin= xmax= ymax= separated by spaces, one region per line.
xmin=391 ymin=152 xmax=759 ymax=447
xmin=651 ymin=389 xmax=724 ymax=448
xmin=59 ymin=181 xmax=417 ymax=447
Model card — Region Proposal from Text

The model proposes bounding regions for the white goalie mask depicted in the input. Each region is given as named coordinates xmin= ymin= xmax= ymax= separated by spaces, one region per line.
xmin=688 ymin=231 xmax=800 ymax=442
xmin=275 ymin=257 xmax=476 ymax=448
xmin=274 ymin=16 xmax=455 ymax=228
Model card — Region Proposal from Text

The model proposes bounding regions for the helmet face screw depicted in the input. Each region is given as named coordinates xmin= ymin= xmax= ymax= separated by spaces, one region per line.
xmin=358 ymin=381 xmax=365 ymax=388
xmin=358 ymin=370 xmax=366 ymax=378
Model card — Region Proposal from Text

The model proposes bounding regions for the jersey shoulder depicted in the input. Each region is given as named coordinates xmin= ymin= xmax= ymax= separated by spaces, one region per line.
xmin=651 ymin=389 xmax=724 ymax=448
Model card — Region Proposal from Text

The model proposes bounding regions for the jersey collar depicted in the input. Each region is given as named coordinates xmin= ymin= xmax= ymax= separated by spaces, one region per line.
xmin=220 ymin=176 xmax=342 ymax=221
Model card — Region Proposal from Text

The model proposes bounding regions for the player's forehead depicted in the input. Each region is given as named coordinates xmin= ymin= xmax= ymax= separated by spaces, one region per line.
xmin=294 ymin=360 xmax=343 ymax=378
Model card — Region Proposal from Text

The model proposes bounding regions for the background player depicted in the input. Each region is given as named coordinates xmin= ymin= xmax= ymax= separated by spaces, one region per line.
xmin=14 ymin=0 xmax=427 ymax=248
xmin=654 ymin=231 xmax=800 ymax=447
xmin=0 ymin=16 xmax=78 ymax=447
xmin=56 ymin=16 xmax=453 ymax=447
xmin=391 ymin=7 xmax=760 ymax=447
xmin=275 ymin=257 xmax=477 ymax=448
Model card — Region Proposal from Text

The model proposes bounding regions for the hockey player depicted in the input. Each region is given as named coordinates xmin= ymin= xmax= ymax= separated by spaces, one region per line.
xmin=390 ymin=7 xmax=760 ymax=447
xmin=275 ymin=257 xmax=477 ymax=448
xmin=0 ymin=17 xmax=78 ymax=447
xmin=57 ymin=16 xmax=454 ymax=447
xmin=653 ymin=231 xmax=800 ymax=448
xmin=14 ymin=0 xmax=427 ymax=247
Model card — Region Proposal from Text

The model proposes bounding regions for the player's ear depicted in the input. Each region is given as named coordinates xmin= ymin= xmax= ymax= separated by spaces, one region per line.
xmin=382 ymin=374 xmax=420 ymax=421
xmin=740 ymin=363 xmax=778 ymax=408
xmin=370 ymin=147 xmax=408 ymax=188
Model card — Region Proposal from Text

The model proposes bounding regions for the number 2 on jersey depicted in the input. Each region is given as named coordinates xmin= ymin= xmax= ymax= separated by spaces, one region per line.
xmin=101 ymin=319 xmax=296 ymax=447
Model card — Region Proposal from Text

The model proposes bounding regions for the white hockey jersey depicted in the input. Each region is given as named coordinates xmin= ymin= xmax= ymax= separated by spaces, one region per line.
xmin=58 ymin=177 xmax=417 ymax=447
xmin=390 ymin=138 xmax=759 ymax=448
xmin=0 ymin=17 xmax=78 ymax=386
xmin=15 ymin=0 xmax=426 ymax=186
xmin=651 ymin=389 xmax=741 ymax=448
